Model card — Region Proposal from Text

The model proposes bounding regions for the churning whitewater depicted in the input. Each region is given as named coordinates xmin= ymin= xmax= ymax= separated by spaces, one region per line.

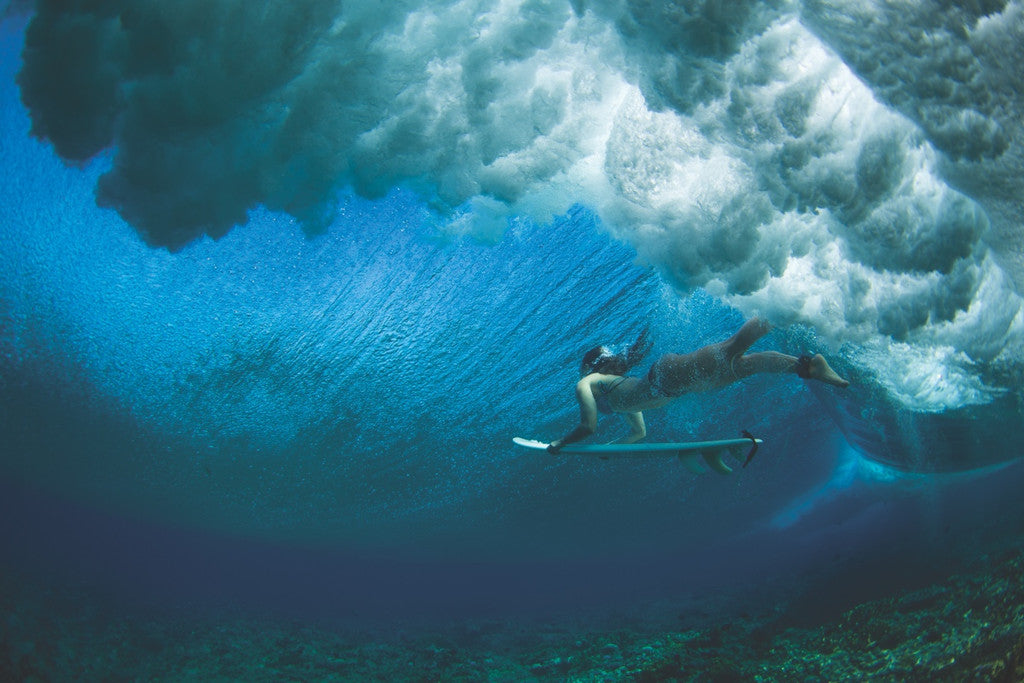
xmin=12 ymin=0 xmax=1024 ymax=412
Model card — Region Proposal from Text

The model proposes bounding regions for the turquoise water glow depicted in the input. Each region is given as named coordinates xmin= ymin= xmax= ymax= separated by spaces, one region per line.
xmin=2 ymin=1 xmax=1024 ymax=628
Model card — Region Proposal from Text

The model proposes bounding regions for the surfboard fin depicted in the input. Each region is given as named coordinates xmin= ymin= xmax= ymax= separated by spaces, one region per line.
xmin=677 ymin=452 xmax=707 ymax=474
xmin=701 ymin=449 xmax=733 ymax=475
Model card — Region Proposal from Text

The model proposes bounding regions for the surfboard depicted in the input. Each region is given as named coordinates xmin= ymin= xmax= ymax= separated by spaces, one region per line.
xmin=512 ymin=436 xmax=763 ymax=474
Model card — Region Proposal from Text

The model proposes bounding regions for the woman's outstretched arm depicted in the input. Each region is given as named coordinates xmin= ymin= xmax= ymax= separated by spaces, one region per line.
xmin=548 ymin=376 xmax=600 ymax=452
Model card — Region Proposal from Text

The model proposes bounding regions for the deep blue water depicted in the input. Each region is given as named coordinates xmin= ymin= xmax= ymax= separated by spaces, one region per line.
xmin=3 ymin=2 xmax=1024 ymax=632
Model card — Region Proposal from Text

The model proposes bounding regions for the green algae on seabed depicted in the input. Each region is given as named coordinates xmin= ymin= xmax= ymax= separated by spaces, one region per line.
xmin=2 ymin=544 xmax=1024 ymax=682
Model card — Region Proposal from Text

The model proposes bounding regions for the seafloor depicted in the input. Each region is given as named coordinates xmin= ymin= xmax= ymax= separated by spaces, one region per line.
xmin=3 ymin=540 xmax=1023 ymax=682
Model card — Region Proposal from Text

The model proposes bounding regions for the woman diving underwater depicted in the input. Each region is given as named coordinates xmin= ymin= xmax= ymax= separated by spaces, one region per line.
xmin=547 ymin=318 xmax=850 ymax=453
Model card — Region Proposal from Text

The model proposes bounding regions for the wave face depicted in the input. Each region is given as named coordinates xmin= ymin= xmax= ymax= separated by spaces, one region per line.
xmin=1 ymin=2 xmax=1023 ymax=576
xmin=0 ymin=131 xmax=830 ymax=556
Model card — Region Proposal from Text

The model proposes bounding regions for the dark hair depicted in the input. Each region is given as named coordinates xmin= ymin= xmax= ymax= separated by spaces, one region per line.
xmin=580 ymin=327 xmax=652 ymax=376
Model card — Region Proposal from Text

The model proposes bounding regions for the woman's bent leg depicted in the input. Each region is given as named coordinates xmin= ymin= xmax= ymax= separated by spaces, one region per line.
xmin=723 ymin=318 xmax=772 ymax=358
xmin=733 ymin=350 xmax=797 ymax=379
xmin=735 ymin=351 xmax=849 ymax=388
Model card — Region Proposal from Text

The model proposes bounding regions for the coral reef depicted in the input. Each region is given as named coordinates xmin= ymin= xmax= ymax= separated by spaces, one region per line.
xmin=3 ymin=542 xmax=1023 ymax=681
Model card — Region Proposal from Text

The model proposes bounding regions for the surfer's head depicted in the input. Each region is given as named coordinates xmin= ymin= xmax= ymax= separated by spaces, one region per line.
xmin=579 ymin=327 xmax=652 ymax=377
xmin=581 ymin=346 xmax=622 ymax=375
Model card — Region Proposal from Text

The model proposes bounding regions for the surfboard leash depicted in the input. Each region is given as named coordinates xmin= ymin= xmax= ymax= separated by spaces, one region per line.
xmin=740 ymin=430 xmax=760 ymax=468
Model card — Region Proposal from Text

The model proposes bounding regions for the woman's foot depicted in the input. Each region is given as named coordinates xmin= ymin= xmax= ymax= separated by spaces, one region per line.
xmin=801 ymin=353 xmax=850 ymax=388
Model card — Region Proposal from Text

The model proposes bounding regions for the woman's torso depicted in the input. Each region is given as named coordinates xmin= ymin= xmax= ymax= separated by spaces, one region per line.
xmin=587 ymin=373 xmax=672 ymax=413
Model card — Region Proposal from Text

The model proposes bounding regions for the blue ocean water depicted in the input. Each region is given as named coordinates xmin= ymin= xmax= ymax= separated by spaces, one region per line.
xmin=2 ymin=2 xmax=1024 ymax=676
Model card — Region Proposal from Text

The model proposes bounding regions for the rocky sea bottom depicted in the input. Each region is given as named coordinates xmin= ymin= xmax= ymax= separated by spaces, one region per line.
xmin=3 ymin=539 xmax=1023 ymax=682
